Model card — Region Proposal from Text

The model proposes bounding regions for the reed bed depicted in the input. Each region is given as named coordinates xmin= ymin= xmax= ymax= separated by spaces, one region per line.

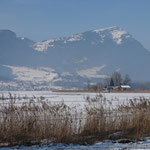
xmin=0 ymin=93 xmax=150 ymax=146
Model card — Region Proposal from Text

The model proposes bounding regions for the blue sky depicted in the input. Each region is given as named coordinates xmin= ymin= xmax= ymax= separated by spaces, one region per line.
xmin=0 ymin=0 xmax=150 ymax=50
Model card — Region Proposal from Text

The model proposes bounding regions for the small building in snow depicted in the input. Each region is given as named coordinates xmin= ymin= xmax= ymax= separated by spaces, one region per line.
xmin=105 ymin=85 xmax=131 ymax=92
xmin=120 ymin=85 xmax=131 ymax=91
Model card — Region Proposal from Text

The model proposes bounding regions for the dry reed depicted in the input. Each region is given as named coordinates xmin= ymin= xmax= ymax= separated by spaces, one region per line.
xmin=0 ymin=93 xmax=150 ymax=146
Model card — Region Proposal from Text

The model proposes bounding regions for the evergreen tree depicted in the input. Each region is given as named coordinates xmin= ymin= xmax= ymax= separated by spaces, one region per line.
xmin=110 ymin=78 xmax=114 ymax=86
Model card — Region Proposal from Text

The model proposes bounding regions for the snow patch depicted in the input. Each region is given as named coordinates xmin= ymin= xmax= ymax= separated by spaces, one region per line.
xmin=33 ymin=40 xmax=55 ymax=51
xmin=93 ymin=26 xmax=129 ymax=44
xmin=65 ymin=34 xmax=84 ymax=43
xmin=100 ymin=34 xmax=105 ymax=43
xmin=4 ymin=65 xmax=58 ymax=82
xmin=0 ymin=81 xmax=18 ymax=87
xmin=110 ymin=29 xmax=127 ymax=44
xmin=77 ymin=65 xmax=108 ymax=78
xmin=61 ymin=72 xmax=72 ymax=77
xmin=93 ymin=26 xmax=117 ymax=33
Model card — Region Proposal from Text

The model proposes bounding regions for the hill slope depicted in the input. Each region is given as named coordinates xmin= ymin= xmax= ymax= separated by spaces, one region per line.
xmin=0 ymin=26 xmax=150 ymax=90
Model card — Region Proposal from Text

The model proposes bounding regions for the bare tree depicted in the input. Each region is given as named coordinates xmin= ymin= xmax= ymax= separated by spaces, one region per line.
xmin=97 ymin=82 xmax=103 ymax=91
xmin=87 ymin=82 xmax=103 ymax=91
xmin=104 ymin=78 xmax=111 ymax=88
xmin=123 ymin=74 xmax=131 ymax=85
xmin=112 ymin=71 xmax=122 ymax=86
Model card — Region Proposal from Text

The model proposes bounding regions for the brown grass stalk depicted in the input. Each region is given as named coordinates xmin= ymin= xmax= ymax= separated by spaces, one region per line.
xmin=0 ymin=94 xmax=150 ymax=146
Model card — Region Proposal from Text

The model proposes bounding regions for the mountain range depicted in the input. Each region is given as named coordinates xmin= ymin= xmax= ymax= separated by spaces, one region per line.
xmin=0 ymin=26 xmax=150 ymax=90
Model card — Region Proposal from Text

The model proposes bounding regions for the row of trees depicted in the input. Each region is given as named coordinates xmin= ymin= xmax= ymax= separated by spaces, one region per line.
xmin=105 ymin=72 xmax=131 ymax=87
xmin=87 ymin=71 xmax=131 ymax=91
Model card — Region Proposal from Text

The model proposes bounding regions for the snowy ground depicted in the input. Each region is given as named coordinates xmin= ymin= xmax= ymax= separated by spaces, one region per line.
xmin=0 ymin=91 xmax=150 ymax=108
xmin=1 ymin=91 xmax=150 ymax=149
xmin=1 ymin=139 xmax=150 ymax=149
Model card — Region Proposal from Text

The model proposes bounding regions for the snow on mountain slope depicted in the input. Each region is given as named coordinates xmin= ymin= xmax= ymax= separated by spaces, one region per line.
xmin=77 ymin=65 xmax=108 ymax=78
xmin=33 ymin=40 xmax=55 ymax=51
xmin=0 ymin=26 xmax=150 ymax=90
xmin=93 ymin=26 xmax=130 ymax=44
xmin=4 ymin=65 xmax=59 ymax=83
xmin=33 ymin=34 xmax=85 ymax=51
xmin=66 ymin=34 xmax=84 ymax=42
xmin=33 ymin=26 xmax=130 ymax=52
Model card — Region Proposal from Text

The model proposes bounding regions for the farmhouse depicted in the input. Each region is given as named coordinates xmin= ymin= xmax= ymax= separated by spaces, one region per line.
xmin=120 ymin=85 xmax=131 ymax=91
xmin=105 ymin=85 xmax=131 ymax=92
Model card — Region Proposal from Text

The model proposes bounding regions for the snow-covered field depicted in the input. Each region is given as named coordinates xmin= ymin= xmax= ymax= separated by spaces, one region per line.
xmin=1 ymin=139 xmax=150 ymax=149
xmin=1 ymin=91 xmax=150 ymax=150
xmin=0 ymin=91 xmax=150 ymax=108
xmin=1 ymin=91 xmax=150 ymax=100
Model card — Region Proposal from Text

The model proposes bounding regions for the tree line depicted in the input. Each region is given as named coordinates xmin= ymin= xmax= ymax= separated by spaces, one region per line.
xmin=87 ymin=71 xmax=131 ymax=91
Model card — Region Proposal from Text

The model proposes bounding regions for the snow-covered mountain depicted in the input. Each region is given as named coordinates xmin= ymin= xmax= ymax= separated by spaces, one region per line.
xmin=0 ymin=26 xmax=150 ymax=90
xmin=33 ymin=26 xmax=130 ymax=51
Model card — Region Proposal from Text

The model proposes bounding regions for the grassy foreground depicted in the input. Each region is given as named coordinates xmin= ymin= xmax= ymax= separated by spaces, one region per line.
xmin=0 ymin=94 xmax=150 ymax=146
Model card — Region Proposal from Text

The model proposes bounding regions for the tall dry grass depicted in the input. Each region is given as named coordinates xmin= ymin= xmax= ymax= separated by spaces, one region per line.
xmin=117 ymin=97 xmax=150 ymax=139
xmin=0 ymin=93 xmax=150 ymax=146
xmin=0 ymin=94 xmax=80 ymax=145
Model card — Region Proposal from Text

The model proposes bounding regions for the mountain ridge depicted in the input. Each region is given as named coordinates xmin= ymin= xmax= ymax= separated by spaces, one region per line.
xmin=33 ymin=26 xmax=133 ymax=52
xmin=0 ymin=26 xmax=150 ymax=90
